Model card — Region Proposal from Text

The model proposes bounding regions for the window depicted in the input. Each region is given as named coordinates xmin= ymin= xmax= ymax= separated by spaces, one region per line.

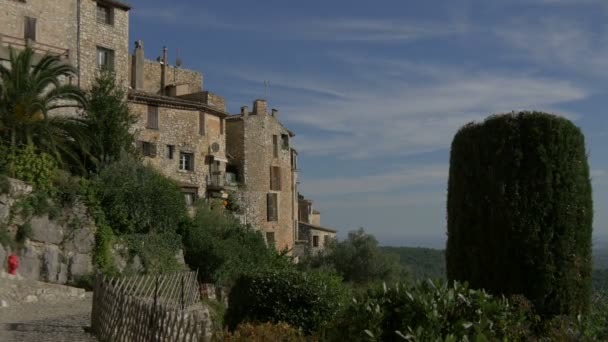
xmin=313 ymin=235 xmax=319 ymax=248
xmin=184 ymin=193 xmax=196 ymax=207
xmin=272 ymin=135 xmax=278 ymax=158
xmin=291 ymin=151 xmax=298 ymax=171
xmin=166 ymin=145 xmax=174 ymax=159
xmin=96 ymin=4 xmax=113 ymax=25
xmin=220 ymin=118 xmax=225 ymax=135
xmin=281 ymin=134 xmax=289 ymax=150
xmin=198 ymin=112 xmax=205 ymax=135
xmin=267 ymin=193 xmax=278 ymax=222
xmin=147 ymin=105 xmax=159 ymax=129
xmin=96 ymin=47 xmax=114 ymax=70
xmin=140 ymin=141 xmax=156 ymax=157
xmin=270 ymin=166 xmax=281 ymax=191
xmin=266 ymin=232 xmax=275 ymax=247
xmin=179 ymin=152 xmax=194 ymax=171
xmin=24 ymin=16 xmax=36 ymax=41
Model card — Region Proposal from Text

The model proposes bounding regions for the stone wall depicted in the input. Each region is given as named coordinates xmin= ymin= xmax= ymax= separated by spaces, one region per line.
xmin=0 ymin=0 xmax=130 ymax=90
xmin=129 ymin=102 xmax=227 ymax=197
xmin=226 ymin=101 xmax=297 ymax=252
xmin=297 ymin=223 xmax=336 ymax=256
xmin=0 ymin=178 xmax=96 ymax=284
xmin=142 ymin=59 xmax=203 ymax=95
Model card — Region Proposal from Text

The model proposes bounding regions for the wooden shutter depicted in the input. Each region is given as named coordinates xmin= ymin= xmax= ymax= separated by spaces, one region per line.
xmin=24 ymin=17 xmax=36 ymax=41
xmin=270 ymin=166 xmax=281 ymax=191
xmin=272 ymin=135 xmax=278 ymax=158
xmin=199 ymin=112 xmax=205 ymax=135
xmin=147 ymin=106 xmax=158 ymax=129
xmin=267 ymin=193 xmax=277 ymax=221
xmin=149 ymin=143 xmax=157 ymax=158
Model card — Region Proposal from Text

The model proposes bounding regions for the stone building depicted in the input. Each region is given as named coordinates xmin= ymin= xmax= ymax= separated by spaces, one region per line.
xmin=295 ymin=195 xmax=337 ymax=257
xmin=128 ymin=42 xmax=233 ymax=201
xmin=0 ymin=0 xmax=131 ymax=89
xmin=226 ymin=101 xmax=299 ymax=252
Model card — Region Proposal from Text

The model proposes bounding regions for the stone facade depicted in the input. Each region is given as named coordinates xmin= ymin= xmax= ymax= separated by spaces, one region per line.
xmin=296 ymin=196 xmax=336 ymax=257
xmin=226 ymin=101 xmax=298 ymax=252
xmin=142 ymin=59 xmax=203 ymax=95
xmin=0 ymin=0 xmax=130 ymax=90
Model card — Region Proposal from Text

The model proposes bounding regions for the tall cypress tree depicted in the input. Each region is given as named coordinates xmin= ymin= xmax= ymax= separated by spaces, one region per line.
xmin=446 ymin=111 xmax=593 ymax=317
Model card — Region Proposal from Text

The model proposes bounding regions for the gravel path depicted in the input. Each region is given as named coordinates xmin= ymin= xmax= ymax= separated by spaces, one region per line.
xmin=0 ymin=293 xmax=97 ymax=342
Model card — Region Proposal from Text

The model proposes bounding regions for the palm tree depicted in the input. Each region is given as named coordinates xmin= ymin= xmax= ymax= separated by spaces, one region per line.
xmin=0 ymin=47 xmax=88 ymax=169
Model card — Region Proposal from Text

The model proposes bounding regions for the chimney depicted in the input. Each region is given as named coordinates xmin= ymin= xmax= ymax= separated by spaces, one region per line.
xmin=253 ymin=99 xmax=267 ymax=115
xmin=131 ymin=40 xmax=144 ymax=90
xmin=271 ymin=108 xmax=278 ymax=119
xmin=241 ymin=106 xmax=249 ymax=116
xmin=160 ymin=46 xmax=168 ymax=95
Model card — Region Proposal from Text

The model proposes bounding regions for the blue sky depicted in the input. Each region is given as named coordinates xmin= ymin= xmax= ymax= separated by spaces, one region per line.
xmin=128 ymin=0 xmax=608 ymax=248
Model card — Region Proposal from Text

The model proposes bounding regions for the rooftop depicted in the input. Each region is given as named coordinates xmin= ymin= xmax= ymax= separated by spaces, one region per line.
xmin=299 ymin=222 xmax=337 ymax=234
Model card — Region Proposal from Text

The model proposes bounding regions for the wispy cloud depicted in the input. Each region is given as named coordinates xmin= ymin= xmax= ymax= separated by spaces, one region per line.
xmin=495 ymin=16 xmax=608 ymax=75
xmin=301 ymin=164 xmax=448 ymax=197
xmin=245 ymin=58 xmax=590 ymax=159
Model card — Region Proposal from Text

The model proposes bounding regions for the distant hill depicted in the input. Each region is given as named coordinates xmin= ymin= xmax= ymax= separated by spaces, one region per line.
xmin=381 ymin=246 xmax=446 ymax=281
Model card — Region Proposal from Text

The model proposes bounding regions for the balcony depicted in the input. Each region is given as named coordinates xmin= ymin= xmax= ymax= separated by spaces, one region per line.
xmin=0 ymin=34 xmax=69 ymax=59
xmin=207 ymin=172 xmax=238 ymax=191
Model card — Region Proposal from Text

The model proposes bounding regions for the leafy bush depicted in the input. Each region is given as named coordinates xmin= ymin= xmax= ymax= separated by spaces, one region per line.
xmin=94 ymin=223 xmax=117 ymax=275
xmin=9 ymin=145 xmax=57 ymax=191
xmin=183 ymin=204 xmax=291 ymax=286
xmin=123 ymin=231 xmax=183 ymax=273
xmin=16 ymin=222 xmax=32 ymax=243
xmin=225 ymin=268 xmax=348 ymax=335
xmin=0 ymin=174 xmax=10 ymax=194
xmin=300 ymin=228 xmax=406 ymax=286
xmin=322 ymin=280 xmax=533 ymax=341
xmin=213 ymin=322 xmax=307 ymax=342
xmin=447 ymin=112 xmax=593 ymax=317
xmin=94 ymin=158 xmax=189 ymax=235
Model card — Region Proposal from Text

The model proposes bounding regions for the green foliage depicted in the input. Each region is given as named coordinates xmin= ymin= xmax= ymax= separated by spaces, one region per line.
xmin=322 ymin=280 xmax=533 ymax=341
xmin=68 ymin=274 xmax=96 ymax=291
xmin=123 ymin=231 xmax=183 ymax=273
xmin=381 ymin=246 xmax=446 ymax=281
xmin=447 ymin=112 xmax=593 ymax=317
xmin=203 ymin=298 xmax=227 ymax=333
xmin=94 ymin=223 xmax=116 ymax=275
xmin=16 ymin=222 xmax=32 ymax=243
xmin=183 ymin=204 xmax=291 ymax=286
xmin=9 ymin=145 xmax=57 ymax=191
xmin=0 ymin=174 xmax=10 ymax=194
xmin=81 ymin=70 xmax=137 ymax=172
xmin=14 ymin=190 xmax=55 ymax=219
xmin=225 ymin=268 xmax=348 ymax=335
xmin=0 ymin=47 xmax=87 ymax=170
xmin=300 ymin=228 xmax=406 ymax=286
xmin=94 ymin=157 xmax=189 ymax=235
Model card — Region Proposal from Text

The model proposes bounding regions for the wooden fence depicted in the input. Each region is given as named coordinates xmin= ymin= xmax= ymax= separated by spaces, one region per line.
xmin=90 ymin=270 xmax=208 ymax=342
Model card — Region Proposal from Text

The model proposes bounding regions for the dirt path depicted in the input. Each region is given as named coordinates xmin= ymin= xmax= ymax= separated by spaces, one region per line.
xmin=0 ymin=293 xmax=97 ymax=342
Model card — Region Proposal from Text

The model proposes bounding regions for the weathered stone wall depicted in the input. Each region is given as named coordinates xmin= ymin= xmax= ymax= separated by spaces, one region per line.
xmin=0 ymin=0 xmax=130 ymax=90
xmin=298 ymin=224 xmax=336 ymax=256
xmin=226 ymin=102 xmax=297 ymax=252
xmin=130 ymin=102 xmax=227 ymax=197
xmin=312 ymin=212 xmax=321 ymax=226
xmin=142 ymin=59 xmax=203 ymax=95
xmin=0 ymin=178 xmax=96 ymax=284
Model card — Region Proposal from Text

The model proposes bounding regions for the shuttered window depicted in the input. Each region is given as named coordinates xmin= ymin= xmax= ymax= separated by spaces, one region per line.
xmin=272 ymin=135 xmax=278 ymax=158
xmin=24 ymin=16 xmax=36 ymax=41
xmin=96 ymin=4 xmax=114 ymax=25
xmin=147 ymin=105 xmax=159 ymax=129
xmin=270 ymin=166 xmax=281 ymax=191
xmin=96 ymin=47 xmax=114 ymax=70
xmin=199 ymin=112 xmax=205 ymax=135
xmin=266 ymin=232 xmax=275 ymax=247
xmin=267 ymin=193 xmax=278 ymax=222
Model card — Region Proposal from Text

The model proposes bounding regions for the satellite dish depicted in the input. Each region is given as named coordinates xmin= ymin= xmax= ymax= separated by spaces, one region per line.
xmin=211 ymin=142 xmax=220 ymax=153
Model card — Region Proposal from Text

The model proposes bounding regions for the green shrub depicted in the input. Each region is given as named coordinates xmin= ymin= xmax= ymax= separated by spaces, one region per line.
xmin=213 ymin=322 xmax=307 ymax=342
xmin=10 ymin=145 xmax=57 ymax=191
xmin=322 ymin=280 xmax=533 ymax=341
xmin=94 ymin=158 xmax=189 ymax=235
xmin=225 ymin=268 xmax=347 ymax=335
xmin=16 ymin=222 xmax=32 ymax=243
xmin=447 ymin=112 xmax=593 ymax=317
xmin=183 ymin=204 xmax=291 ymax=286
xmin=94 ymin=223 xmax=116 ymax=275
xmin=123 ymin=231 xmax=183 ymax=273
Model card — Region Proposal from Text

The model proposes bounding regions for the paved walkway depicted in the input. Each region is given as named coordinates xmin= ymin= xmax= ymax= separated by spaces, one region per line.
xmin=0 ymin=293 xmax=96 ymax=342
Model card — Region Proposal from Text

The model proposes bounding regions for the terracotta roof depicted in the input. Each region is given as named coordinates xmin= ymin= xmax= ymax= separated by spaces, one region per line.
xmin=299 ymin=222 xmax=337 ymax=234
xmin=128 ymin=90 xmax=229 ymax=117
xmin=97 ymin=0 xmax=131 ymax=11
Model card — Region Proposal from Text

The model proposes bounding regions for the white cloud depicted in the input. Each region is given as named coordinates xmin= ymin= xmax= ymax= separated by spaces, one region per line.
xmin=301 ymin=164 xmax=448 ymax=197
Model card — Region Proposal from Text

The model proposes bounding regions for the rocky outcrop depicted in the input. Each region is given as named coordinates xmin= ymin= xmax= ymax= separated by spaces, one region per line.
xmin=0 ymin=178 xmax=97 ymax=285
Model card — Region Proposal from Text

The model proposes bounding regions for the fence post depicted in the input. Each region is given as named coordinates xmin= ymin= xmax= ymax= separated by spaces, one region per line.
xmin=151 ymin=274 xmax=159 ymax=342
xmin=180 ymin=273 xmax=185 ymax=311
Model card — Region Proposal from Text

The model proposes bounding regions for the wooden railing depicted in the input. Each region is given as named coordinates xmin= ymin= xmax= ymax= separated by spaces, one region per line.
xmin=90 ymin=271 xmax=208 ymax=342
xmin=0 ymin=33 xmax=69 ymax=58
